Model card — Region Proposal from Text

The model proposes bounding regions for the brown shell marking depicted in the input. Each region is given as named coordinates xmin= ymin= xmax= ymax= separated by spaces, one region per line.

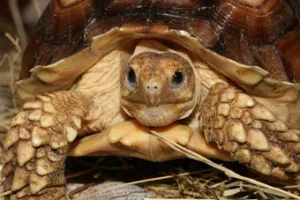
xmin=213 ymin=0 xmax=300 ymax=81
xmin=214 ymin=0 xmax=296 ymax=44
xmin=276 ymin=27 xmax=300 ymax=82
xmin=252 ymin=46 xmax=289 ymax=81
xmin=106 ymin=0 xmax=202 ymax=10
xmin=60 ymin=0 xmax=83 ymax=7
xmin=47 ymin=0 xmax=94 ymax=42
xmin=188 ymin=20 xmax=220 ymax=48
xmin=85 ymin=0 xmax=206 ymax=41
xmin=21 ymin=0 xmax=95 ymax=79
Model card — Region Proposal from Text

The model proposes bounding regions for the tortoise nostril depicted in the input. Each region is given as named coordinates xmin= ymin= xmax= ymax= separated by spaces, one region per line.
xmin=145 ymin=82 xmax=160 ymax=91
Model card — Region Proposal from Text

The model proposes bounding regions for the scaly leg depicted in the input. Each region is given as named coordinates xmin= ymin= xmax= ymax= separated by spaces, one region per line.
xmin=1 ymin=91 xmax=92 ymax=199
xmin=200 ymin=83 xmax=300 ymax=180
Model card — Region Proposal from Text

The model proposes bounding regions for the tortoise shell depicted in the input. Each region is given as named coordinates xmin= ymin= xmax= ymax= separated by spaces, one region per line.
xmin=22 ymin=0 xmax=300 ymax=83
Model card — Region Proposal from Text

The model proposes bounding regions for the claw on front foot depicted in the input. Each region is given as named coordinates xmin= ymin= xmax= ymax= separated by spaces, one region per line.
xmin=153 ymin=124 xmax=193 ymax=146
xmin=108 ymin=121 xmax=150 ymax=148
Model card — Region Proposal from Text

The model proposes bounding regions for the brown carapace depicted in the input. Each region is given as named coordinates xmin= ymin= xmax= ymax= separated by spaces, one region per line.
xmin=22 ymin=0 xmax=300 ymax=81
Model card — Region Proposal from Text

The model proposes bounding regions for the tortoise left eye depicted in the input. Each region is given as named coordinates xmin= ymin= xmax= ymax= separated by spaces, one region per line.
xmin=172 ymin=71 xmax=184 ymax=88
xmin=126 ymin=67 xmax=137 ymax=90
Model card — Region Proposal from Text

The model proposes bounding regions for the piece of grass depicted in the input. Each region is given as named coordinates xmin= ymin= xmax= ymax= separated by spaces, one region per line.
xmin=8 ymin=0 xmax=28 ymax=49
xmin=72 ymin=170 xmax=206 ymax=200
xmin=32 ymin=0 xmax=42 ymax=17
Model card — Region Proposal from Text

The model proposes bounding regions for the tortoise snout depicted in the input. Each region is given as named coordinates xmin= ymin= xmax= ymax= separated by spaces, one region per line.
xmin=144 ymin=82 xmax=161 ymax=93
xmin=143 ymin=81 xmax=163 ymax=106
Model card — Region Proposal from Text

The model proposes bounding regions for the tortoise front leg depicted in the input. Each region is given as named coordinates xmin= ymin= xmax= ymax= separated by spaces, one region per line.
xmin=1 ymin=91 xmax=92 ymax=199
xmin=200 ymin=83 xmax=300 ymax=180
xmin=69 ymin=120 xmax=231 ymax=162
xmin=69 ymin=120 xmax=191 ymax=161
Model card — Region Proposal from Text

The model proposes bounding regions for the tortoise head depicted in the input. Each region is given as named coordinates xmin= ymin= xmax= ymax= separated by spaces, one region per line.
xmin=120 ymin=51 xmax=197 ymax=127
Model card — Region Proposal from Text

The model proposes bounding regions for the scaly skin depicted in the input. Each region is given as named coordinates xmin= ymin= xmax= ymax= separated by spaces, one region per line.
xmin=200 ymin=83 xmax=300 ymax=181
xmin=1 ymin=91 xmax=92 ymax=199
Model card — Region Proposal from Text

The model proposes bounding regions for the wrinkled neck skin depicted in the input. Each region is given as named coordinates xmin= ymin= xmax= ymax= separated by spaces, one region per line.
xmin=120 ymin=39 xmax=201 ymax=127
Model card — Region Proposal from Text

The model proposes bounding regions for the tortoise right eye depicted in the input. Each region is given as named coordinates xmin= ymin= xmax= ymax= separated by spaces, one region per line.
xmin=172 ymin=70 xmax=185 ymax=89
xmin=126 ymin=67 xmax=137 ymax=89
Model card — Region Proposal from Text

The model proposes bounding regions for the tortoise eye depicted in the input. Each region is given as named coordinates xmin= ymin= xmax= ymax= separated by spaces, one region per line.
xmin=172 ymin=71 xmax=184 ymax=88
xmin=126 ymin=67 xmax=137 ymax=89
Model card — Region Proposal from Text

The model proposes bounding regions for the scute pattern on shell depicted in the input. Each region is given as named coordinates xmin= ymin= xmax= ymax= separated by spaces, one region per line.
xmin=22 ymin=0 xmax=300 ymax=82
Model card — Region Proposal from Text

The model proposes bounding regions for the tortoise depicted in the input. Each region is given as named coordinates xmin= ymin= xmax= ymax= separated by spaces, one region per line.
xmin=2 ymin=0 xmax=300 ymax=199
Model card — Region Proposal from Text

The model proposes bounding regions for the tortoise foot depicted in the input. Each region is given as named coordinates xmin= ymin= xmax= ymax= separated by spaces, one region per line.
xmin=70 ymin=120 xmax=193 ymax=161
xmin=108 ymin=120 xmax=193 ymax=151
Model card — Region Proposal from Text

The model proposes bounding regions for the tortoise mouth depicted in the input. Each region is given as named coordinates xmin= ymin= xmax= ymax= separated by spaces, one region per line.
xmin=121 ymin=98 xmax=196 ymax=127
